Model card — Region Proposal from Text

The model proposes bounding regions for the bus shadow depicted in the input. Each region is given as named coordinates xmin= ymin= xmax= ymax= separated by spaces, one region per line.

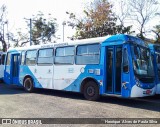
xmin=1 ymin=83 xmax=160 ymax=113
xmin=0 ymin=83 xmax=26 ymax=95
xmin=34 ymin=88 xmax=160 ymax=113
xmin=34 ymin=88 xmax=85 ymax=100
xmin=99 ymin=96 xmax=160 ymax=112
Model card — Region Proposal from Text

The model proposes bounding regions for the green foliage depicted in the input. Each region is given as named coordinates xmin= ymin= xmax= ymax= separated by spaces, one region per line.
xmin=152 ymin=24 xmax=160 ymax=43
xmin=67 ymin=0 xmax=133 ymax=39
xmin=31 ymin=12 xmax=57 ymax=45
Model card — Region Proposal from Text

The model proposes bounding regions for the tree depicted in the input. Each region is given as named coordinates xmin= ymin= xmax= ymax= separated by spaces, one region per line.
xmin=31 ymin=12 xmax=57 ymax=45
xmin=114 ymin=0 xmax=131 ymax=28
xmin=12 ymin=12 xmax=58 ymax=47
xmin=152 ymin=24 xmax=160 ymax=43
xmin=66 ymin=0 xmax=133 ymax=40
xmin=0 ymin=5 xmax=7 ymax=52
xmin=128 ymin=0 xmax=159 ymax=39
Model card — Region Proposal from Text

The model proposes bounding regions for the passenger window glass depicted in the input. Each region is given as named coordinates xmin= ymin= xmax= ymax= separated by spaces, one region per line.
xmin=21 ymin=51 xmax=25 ymax=65
xmin=76 ymin=44 xmax=100 ymax=64
xmin=123 ymin=48 xmax=129 ymax=72
xmin=37 ymin=48 xmax=53 ymax=65
xmin=1 ymin=54 xmax=6 ymax=65
xmin=0 ymin=54 xmax=1 ymax=65
xmin=26 ymin=50 xmax=37 ymax=65
xmin=6 ymin=52 xmax=11 ymax=65
xmin=39 ymin=49 xmax=53 ymax=57
xmin=55 ymin=46 xmax=74 ymax=64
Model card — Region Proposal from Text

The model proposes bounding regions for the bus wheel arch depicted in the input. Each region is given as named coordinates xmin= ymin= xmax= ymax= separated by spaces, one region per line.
xmin=23 ymin=75 xmax=34 ymax=92
xmin=80 ymin=78 xmax=100 ymax=101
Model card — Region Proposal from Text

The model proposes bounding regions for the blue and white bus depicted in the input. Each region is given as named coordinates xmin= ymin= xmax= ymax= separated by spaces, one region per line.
xmin=149 ymin=44 xmax=160 ymax=94
xmin=0 ymin=51 xmax=6 ymax=81
xmin=4 ymin=34 xmax=156 ymax=100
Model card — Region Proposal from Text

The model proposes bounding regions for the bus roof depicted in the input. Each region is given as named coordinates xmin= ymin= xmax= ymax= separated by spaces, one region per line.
xmin=103 ymin=34 xmax=147 ymax=47
xmin=8 ymin=35 xmax=110 ymax=52
xmin=7 ymin=34 xmax=147 ymax=52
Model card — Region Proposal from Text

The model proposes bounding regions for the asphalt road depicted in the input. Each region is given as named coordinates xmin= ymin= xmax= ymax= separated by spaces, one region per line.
xmin=0 ymin=83 xmax=160 ymax=127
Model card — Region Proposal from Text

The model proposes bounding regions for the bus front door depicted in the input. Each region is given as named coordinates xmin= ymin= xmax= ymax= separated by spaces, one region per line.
xmin=121 ymin=46 xmax=130 ymax=97
xmin=106 ymin=46 xmax=122 ymax=95
xmin=4 ymin=53 xmax=20 ymax=85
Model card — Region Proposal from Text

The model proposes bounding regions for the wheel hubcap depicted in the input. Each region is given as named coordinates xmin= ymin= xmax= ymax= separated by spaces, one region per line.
xmin=87 ymin=86 xmax=95 ymax=96
xmin=25 ymin=80 xmax=31 ymax=90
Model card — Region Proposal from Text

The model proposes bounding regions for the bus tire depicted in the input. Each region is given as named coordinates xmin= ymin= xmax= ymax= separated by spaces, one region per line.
xmin=83 ymin=81 xmax=100 ymax=101
xmin=23 ymin=78 xmax=34 ymax=92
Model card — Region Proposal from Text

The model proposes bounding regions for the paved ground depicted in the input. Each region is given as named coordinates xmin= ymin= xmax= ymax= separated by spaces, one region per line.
xmin=0 ymin=83 xmax=160 ymax=127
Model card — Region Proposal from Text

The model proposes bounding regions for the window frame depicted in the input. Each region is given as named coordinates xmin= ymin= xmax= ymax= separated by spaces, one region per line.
xmin=75 ymin=43 xmax=100 ymax=65
xmin=123 ymin=47 xmax=129 ymax=73
xmin=37 ymin=48 xmax=54 ymax=66
xmin=1 ymin=53 xmax=6 ymax=65
xmin=54 ymin=46 xmax=75 ymax=65
xmin=6 ymin=52 xmax=11 ymax=65
xmin=25 ymin=49 xmax=37 ymax=66
xmin=20 ymin=51 xmax=26 ymax=65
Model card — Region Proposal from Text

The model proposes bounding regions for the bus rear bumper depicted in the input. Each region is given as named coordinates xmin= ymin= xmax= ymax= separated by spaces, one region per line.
xmin=130 ymin=85 xmax=156 ymax=97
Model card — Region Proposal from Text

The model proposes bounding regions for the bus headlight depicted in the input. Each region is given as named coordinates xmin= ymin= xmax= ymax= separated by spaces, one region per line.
xmin=135 ymin=78 xmax=143 ymax=88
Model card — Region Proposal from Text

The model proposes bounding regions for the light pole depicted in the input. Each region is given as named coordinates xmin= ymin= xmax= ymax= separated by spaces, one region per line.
xmin=24 ymin=18 xmax=32 ymax=46
xmin=6 ymin=21 xmax=9 ymax=46
xmin=2 ymin=21 xmax=7 ymax=40
xmin=29 ymin=18 xmax=32 ymax=46
xmin=62 ymin=21 xmax=66 ymax=42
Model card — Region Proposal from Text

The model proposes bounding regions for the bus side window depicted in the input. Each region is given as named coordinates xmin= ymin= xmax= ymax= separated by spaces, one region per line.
xmin=26 ymin=50 xmax=37 ymax=65
xmin=76 ymin=44 xmax=100 ymax=65
xmin=123 ymin=48 xmax=129 ymax=72
xmin=0 ymin=54 xmax=1 ymax=65
xmin=37 ymin=48 xmax=53 ymax=65
xmin=55 ymin=46 xmax=74 ymax=64
xmin=6 ymin=52 xmax=11 ymax=65
xmin=2 ymin=54 xmax=6 ymax=65
xmin=21 ymin=51 xmax=26 ymax=65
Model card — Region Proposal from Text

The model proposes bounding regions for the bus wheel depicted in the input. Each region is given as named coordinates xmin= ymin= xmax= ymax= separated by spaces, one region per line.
xmin=83 ymin=81 xmax=100 ymax=101
xmin=23 ymin=78 xmax=34 ymax=92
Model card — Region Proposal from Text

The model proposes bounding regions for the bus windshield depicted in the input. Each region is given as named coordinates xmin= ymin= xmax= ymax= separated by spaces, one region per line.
xmin=131 ymin=44 xmax=154 ymax=77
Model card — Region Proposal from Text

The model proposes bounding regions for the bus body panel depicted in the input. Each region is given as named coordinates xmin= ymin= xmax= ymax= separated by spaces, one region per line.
xmin=54 ymin=65 xmax=85 ymax=91
xmin=121 ymin=44 xmax=131 ymax=98
xmin=0 ymin=65 xmax=4 ymax=80
xmin=0 ymin=52 xmax=6 ymax=80
xmin=4 ymin=65 xmax=11 ymax=84
xmin=130 ymin=85 xmax=156 ymax=97
xmin=64 ymin=65 xmax=103 ymax=94
xmin=35 ymin=65 xmax=53 ymax=89
xmin=4 ymin=53 xmax=20 ymax=85
xmin=149 ymin=44 xmax=160 ymax=94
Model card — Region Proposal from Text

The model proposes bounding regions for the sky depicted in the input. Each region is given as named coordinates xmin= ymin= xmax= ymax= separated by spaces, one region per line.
xmin=0 ymin=0 xmax=160 ymax=47
xmin=0 ymin=0 xmax=90 ymax=46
